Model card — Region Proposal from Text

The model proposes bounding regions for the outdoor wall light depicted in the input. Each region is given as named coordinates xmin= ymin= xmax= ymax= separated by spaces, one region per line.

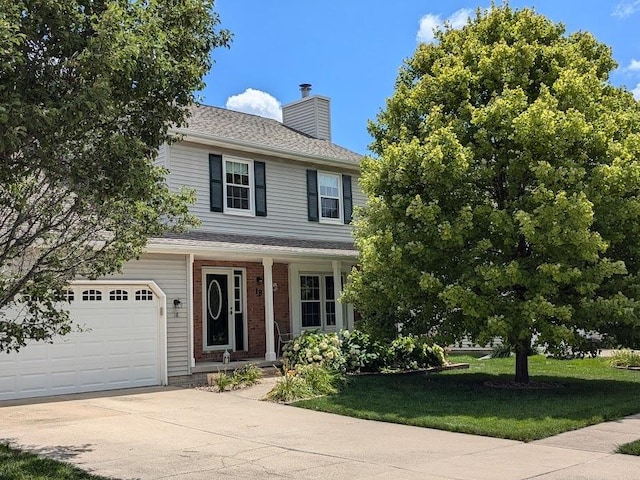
xmin=256 ymin=276 xmax=263 ymax=285
xmin=173 ymin=298 xmax=182 ymax=308
xmin=272 ymin=282 xmax=278 ymax=292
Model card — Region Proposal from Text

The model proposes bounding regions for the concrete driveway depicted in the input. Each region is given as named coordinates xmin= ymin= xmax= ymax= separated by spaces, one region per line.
xmin=1 ymin=379 xmax=640 ymax=480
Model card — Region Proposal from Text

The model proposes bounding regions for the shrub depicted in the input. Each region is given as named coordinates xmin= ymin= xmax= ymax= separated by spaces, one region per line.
xmin=491 ymin=343 xmax=512 ymax=358
xmin=283 ymin=330 xmax=344 ymax=371
xmin=390 ymin=335 xmax=447 ymax=370
xmin=214 ymin=371 xmax=234 ymax=392
xmin=296 ymin=364 xmax=344 ymax=395
xmin=609 ymin=350 xmax=640 ymax=368
xmin=339 ymin=329 xmax=390 ymax=373
xmin=266 ymin=369 xmax=314 ymax=402
xmin=233 ymin=363 xmax=263 ymax=387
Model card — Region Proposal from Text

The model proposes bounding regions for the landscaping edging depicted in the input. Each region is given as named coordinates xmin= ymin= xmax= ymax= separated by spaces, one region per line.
xmin=347 ymin=362 xmax=470 ymax=377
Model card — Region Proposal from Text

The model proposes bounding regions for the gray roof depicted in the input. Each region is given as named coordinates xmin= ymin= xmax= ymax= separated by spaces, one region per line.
xmin=161 ymin=231 xmax=356 ymax=251
xmin=181 ymin=104 xmax=362 ymax=165
xmin=148 ymin=231 xmax=358 ymax=260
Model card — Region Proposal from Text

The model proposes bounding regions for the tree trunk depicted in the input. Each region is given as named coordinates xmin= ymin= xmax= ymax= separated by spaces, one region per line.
xmin=514 ymin=340 xmax=530 ymax=384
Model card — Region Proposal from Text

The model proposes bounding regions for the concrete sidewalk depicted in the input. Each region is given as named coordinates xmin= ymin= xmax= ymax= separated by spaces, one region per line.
xmin=1 ymin=381 xmax=639 ymax=480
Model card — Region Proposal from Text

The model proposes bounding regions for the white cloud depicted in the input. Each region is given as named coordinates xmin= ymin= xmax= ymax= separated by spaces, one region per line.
xmin=416 ymin=8 xmax=472 ymax=43
xmin=225 ymin=88 xmax=282 ymax=121
xmin=632 ymin=83 xmax=640 ymax=100
xmin=626 ymin=59 xmax=640 ymax=71
xmin=612 ymin=0 xmax=640 ymax=18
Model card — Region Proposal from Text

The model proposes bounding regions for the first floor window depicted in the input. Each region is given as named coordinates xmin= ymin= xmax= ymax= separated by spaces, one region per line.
xmin=300 ymin=273 xmax=344 ymax=329
xmin=301 ymin=275 xmax=321 ymax=327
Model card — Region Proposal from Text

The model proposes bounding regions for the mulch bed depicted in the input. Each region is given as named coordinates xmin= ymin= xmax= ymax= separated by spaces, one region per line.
xmin=349 ymin=362 xmax=470 ymax=377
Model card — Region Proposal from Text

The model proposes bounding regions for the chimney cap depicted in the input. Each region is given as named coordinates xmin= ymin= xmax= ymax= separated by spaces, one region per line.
xmin=299 ymin=83 xmax=312 ymax=98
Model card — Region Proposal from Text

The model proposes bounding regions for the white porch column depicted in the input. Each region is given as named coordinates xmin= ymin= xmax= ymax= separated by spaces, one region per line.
xmin=263 ymin=257 xmax=277 ymax=361
xmin=332 ymin=260 xmax=344 ymax=331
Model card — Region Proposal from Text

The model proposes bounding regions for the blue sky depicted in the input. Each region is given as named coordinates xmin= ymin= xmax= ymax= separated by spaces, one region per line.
xmin=200 ymin=1 xmax=640 ymax=155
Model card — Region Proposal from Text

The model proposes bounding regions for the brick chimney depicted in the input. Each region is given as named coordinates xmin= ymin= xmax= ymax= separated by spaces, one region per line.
xmin=282 ymin=83 xmax=331 ymax=141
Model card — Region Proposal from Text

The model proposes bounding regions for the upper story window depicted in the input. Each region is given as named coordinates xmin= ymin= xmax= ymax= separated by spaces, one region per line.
xmin=319 ymin=173 xmax=341 ymax=221
xmin=209 ymin=154 xmax=267 ymax=217
xmin=307 ymin=170 xmax=353 ymax=224
xmin=225 ymin=159 xmax=252 ymax=212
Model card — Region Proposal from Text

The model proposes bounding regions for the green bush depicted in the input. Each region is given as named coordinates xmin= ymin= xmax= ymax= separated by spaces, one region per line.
xmin=282 ymin=330 xmax=344 ymax=371
xmin=609 ymin=350 xmax=640 ymax=368
xmin=296 ymin=364 xmax=344 ymax=395
xmin=214 ymin=371 xmax=234 ymax=392
xmin=390 ymin=335 xmax=447 ymax=370
xmin=491 ymin=343 xmax=512 ymax=358
xmin=340 ymin=329 xmax=390 ymax=372
xmin=282 ymin=329 xmax=447 ymax=374
xmin=233 ymin=363 xmax=263 ymax=387
xmin=266 ymin=370 xmax=313 ymax=402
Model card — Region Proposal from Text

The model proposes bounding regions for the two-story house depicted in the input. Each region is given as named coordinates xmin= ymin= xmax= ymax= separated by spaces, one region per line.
xmin=0 ymin=85 xmax=364 ymax=399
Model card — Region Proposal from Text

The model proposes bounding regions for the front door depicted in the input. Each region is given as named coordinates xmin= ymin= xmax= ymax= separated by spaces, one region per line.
xmin=203 ymin=268 xmax=246 ymax=351
xmin=203 ymin=269 xmax=233 ymax=350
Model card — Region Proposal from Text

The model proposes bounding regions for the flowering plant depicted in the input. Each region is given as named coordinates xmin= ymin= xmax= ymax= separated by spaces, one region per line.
xmin=339 ymin=329 xmax=390 ymax=372
xmin=282 ymin=330 xmax=344 ymax=371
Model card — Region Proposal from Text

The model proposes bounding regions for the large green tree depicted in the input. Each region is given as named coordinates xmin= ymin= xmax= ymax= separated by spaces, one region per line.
xmin=345 ymin=5 xmax=640 ymax=383
xmin=0 ymin=0 xmax=231 ymax=352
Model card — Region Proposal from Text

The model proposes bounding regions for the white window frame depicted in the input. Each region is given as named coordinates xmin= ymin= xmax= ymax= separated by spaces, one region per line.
xmin=317 ymin=171 xmax=343 ymax=224
xmin=223 ymin=157 xmax=255 ymax=217
xmin=299 ymin=273 xmax=344 ymax=331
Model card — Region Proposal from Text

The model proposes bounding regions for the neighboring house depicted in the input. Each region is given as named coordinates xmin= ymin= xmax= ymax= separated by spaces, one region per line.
xmin=0 ymin=85 xmax=364 ymax=400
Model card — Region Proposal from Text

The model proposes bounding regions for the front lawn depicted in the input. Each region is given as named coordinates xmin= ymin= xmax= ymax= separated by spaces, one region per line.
xmin=0 ymin=444 xmax=112 ymax=480
xmin=617 ymin=439 xmax=640 ymax=456
xmin=294 ymin=355 xmax=640 ymax=442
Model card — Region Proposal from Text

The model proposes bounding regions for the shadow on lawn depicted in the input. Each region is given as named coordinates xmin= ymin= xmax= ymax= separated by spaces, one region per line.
xmin=1 ymin=438 xmax=94 ymax=460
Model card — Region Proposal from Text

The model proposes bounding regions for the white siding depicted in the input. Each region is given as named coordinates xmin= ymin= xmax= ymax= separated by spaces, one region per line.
xmin=107 ymin=254 xmax=189 ymax=377
xmin=154 ymin=143 xmax=167 ymax=168
xmin=169 ymin=142 xmax=364 ymax=242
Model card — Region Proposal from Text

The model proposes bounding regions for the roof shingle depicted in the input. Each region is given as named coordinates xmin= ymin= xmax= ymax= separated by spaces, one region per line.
xmin=180 ymin=104 xmax=363 ymax=165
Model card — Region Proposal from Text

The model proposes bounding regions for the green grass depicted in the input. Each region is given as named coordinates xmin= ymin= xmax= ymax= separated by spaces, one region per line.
xmin=294 ymin=355 xmax=640 ymax=442
xmin=617 ymin=439 xmax=640 ymax=456
xmin=0 ymin=444 xmax=113 ymax=479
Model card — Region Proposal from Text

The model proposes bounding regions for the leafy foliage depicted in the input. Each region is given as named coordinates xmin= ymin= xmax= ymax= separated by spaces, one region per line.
xmin=608 ymin=350 xmax=640 ymax=368
xmin=283 ymin=329 xmax=447 ymax=373
xmin=271 ymin=329 xmax=447 ymax=402
xmin=0 ymin=0 xmax=231 ymax=352
xmin=339 ymin=329 xmax=390 ymax=372
xmin=282 ymin=330 xmax=344 ymax=371
xmin=345 ymin=4 xmax=640 ymax=382
xmin=389 ymin=335 xmax=447 ymax=370
xmin=265 ymin=369 xmax=314 ymax=403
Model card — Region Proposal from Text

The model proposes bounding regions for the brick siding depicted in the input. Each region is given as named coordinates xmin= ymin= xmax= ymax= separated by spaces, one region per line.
xmin=193 ymin=260 xmax=290 ymax=363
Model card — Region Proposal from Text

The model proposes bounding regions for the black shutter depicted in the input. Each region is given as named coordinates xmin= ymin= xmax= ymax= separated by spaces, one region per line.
xmin=209 ymin=154 xmax=223 ymax=212
xmin=254 ymin=161 xmax=267 ymax=216
xmin=307 ymin=169 xmax=319 ymax=222
xmin=342 ymin=174 xmax=353 ymax=224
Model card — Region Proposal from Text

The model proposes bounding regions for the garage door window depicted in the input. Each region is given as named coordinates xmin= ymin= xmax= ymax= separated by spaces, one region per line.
xmin=64 ymin=290 xmax=74 ymax=302
xmin=109 ymin=289 xmax=128 ymax=301
xmin=135 ymin=289 xmax=153 ymax=301
xmin=82 ymin=289 xmax=102 ymax=301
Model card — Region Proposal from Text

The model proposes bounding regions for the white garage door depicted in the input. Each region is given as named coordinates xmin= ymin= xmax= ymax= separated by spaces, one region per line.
xmin=0 ymin=281 xmax=166 ymax=401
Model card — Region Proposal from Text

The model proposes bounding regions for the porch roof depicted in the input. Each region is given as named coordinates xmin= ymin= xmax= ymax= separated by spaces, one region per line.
xmin=146 ymin=231 xmax=358 ymax=262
